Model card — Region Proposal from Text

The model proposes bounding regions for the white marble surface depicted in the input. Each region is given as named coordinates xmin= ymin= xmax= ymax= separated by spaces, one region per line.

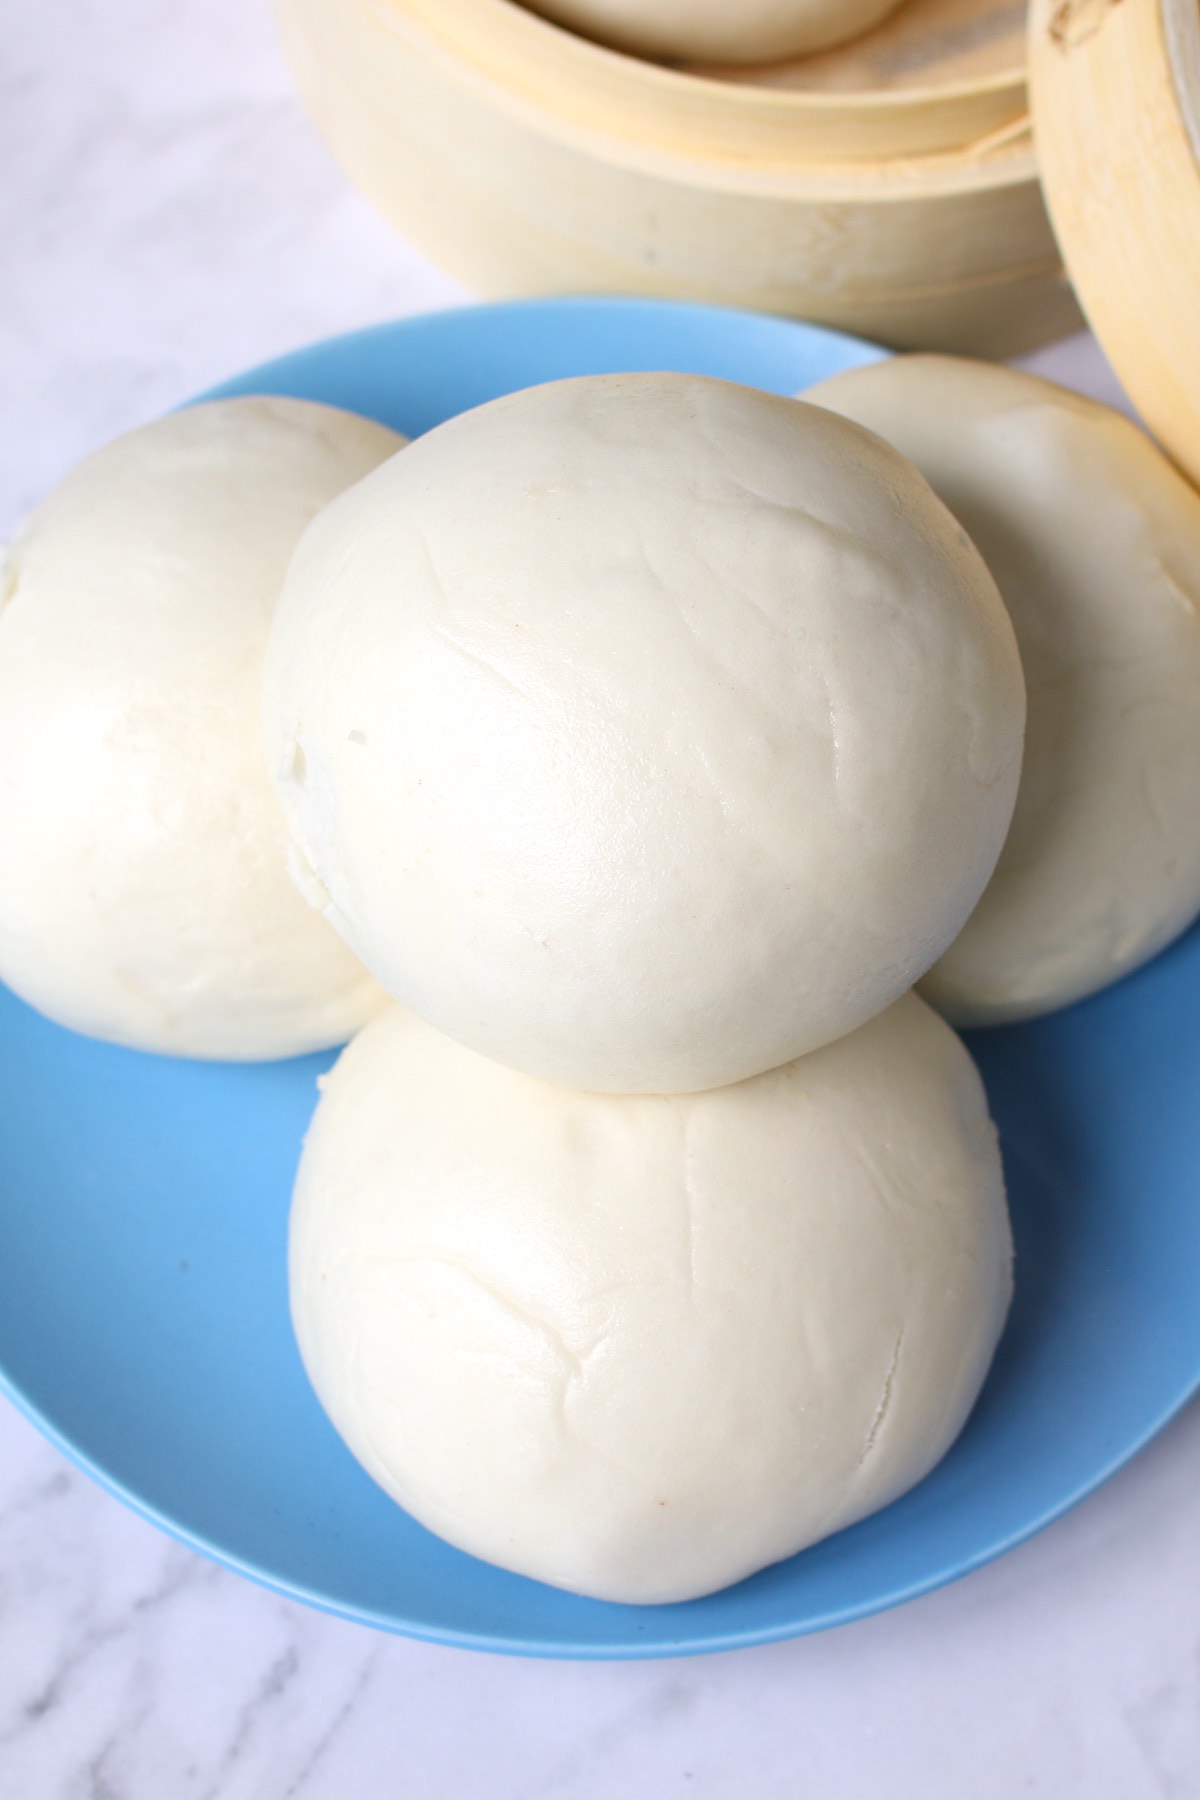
xmin=2 ymin=1 xmax=1199 ymax=1795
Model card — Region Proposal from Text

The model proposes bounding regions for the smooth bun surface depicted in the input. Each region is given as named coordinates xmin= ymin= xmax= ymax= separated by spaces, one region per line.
xmin=290 ymin=995 xmax=1012 ymax=1605
xmin=0 ymin=396 xmax=403 ymax=1058
xmin=522 ymin=0 xmax=905 ymax=64
xmin=807 ymin=355 xmax=1200 ymax=1025
xmin=265 ymin=372 xmax=1025 ymax=1093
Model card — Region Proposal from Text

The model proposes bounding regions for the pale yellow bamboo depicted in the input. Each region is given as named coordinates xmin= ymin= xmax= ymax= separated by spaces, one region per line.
xmin=1030 ymin=0 xmax=1200 ymax=484
xmin=278 ymin=0 xmax=1081 ymax=354
xmin=391 ymin=0 xmax=1027 ymax=162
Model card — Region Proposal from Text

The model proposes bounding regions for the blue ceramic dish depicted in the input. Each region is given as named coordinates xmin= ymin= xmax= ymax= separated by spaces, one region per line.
xmin=2 ymin=298 xmax=1198 ymax=1659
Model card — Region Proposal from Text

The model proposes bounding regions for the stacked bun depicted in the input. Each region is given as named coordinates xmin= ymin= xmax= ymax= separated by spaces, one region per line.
xmin=264 ymin=370 xmax=1021 ymax=1601
xmin=7 ymin=358 xmax=1194 ymax=1603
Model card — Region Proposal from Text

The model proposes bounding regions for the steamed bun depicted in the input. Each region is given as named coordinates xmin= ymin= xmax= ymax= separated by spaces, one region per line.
xmin=264 ymin=371 xmax=1025 ymax=1094
xmin=807 ymin=355 xmax=1200 ymax=1025
xmin=0 ymin=396 xmax=403 ymax=1058
xmin=290 ymin=995 xmax=1012 ymax=1605
xmin=522 ymin=0 xmax=905 ymax=64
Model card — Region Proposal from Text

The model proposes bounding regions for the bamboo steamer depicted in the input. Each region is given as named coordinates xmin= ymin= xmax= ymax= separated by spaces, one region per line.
xmin=278 ymin=0 xmax=1084 ymax=355
xmin=1029 ymin=0 xmax=1200 ymax=485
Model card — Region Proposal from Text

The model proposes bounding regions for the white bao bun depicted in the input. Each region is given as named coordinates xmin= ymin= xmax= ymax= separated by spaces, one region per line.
xmin=807 ymin=355 xmax=1200 ymax=1025
xmin=265 ymin=371 xmax=1025 ymax=1094
xmin=290 ymin=995 xmax=1013 ymax=1605
xmin=521 ymin=0 xmax=905 ymax=64
xmin=0 ymin=397 xmax=404 ymax=1059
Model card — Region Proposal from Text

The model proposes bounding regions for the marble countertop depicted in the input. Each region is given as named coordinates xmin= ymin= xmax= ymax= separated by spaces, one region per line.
xmin=3 ymin=2 xmax=1198 ymax=1795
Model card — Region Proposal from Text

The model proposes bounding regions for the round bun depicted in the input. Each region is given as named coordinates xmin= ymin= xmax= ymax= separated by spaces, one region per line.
xmin=264 ymin=372 xmax=1025 ymax=1094
xmin=522 ymin=0 xmax=905 ymax=64
xmin=0 ymin=396 xmax=403 ymax=1059
xmin=807 ymin=355 xmax=1200 ymax=1025
xmin=290 ymin=995 xmax=1012 ymax=1605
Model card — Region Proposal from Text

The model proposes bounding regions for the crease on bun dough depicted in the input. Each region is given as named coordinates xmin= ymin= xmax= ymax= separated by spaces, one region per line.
xmin=265 ymin=371 xmax=1026 ymax=1093
xmin=290 ymin=994 xmax=1012 ymax=1605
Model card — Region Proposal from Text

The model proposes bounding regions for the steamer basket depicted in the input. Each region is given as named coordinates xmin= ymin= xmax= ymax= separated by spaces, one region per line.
xmin=279 ymin=0 xmax=1083 ymax=356
xmin=1030 ymin=0 xmax=1200 ymax=485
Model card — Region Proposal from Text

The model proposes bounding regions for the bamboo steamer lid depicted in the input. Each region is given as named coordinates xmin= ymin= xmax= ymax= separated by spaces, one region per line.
xmin=279 ymin=0 xmax=1083 ymax=355
xmin=1029 ymin=0 xmax=1200 ymax=484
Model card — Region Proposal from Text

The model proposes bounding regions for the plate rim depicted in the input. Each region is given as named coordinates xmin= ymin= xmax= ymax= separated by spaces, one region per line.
xmin=5 ymin=294 xmax=1196 ymax=1660
xmin=4 ymin=1342 xmax=1199 ymax=1660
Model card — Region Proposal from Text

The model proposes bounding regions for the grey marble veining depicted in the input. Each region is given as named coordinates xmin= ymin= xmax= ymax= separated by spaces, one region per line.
xmin=2 ymin=0 xmax=1199 ymax=1795
xmin=2 ymin=1397 xmax=1200 ymax=1799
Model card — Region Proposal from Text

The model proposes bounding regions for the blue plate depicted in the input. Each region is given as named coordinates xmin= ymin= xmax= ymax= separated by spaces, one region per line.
xmin=2 ymin=298 xmax=1199 ymax=1660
